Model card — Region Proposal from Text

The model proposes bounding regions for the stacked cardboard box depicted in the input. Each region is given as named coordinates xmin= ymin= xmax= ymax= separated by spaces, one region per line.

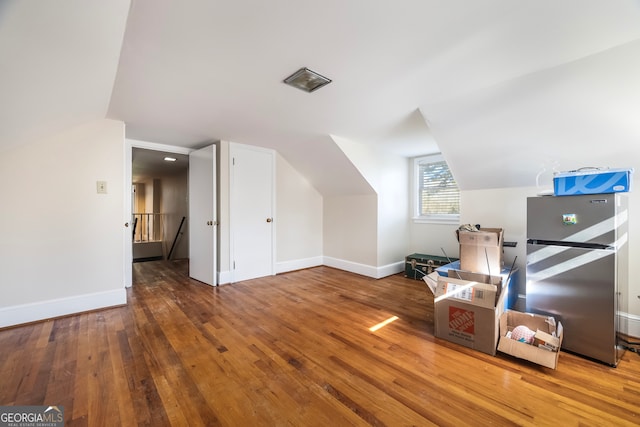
xmin=457 ymin=228 xmax=504 ymax=275
xmin=425 ymin=227 xmax=563 ymax=367
xmin=423 ymin=227 xmax=510 ymax=356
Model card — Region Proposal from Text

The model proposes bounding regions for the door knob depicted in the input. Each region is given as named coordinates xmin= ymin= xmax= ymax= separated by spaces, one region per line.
xmin=266 ymin=218 xmax=273 ymax=223
xmin=124 ymin=222 xmax=129 ymax=227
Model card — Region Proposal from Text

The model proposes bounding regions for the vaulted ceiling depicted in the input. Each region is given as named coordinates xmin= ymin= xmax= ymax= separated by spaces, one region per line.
xmin=2 ymin=1 xmax=640 ymax=194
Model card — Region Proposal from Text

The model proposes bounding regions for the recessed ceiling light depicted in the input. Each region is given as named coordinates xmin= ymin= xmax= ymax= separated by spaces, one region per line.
xmin=164 ymin=157 xmax=177 ymax=162
xmin=283 ymin=67 xmax=332 ymax=93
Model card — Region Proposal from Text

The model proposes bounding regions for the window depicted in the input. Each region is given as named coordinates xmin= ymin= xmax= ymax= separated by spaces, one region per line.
xmin=413 ymin=154 xmax=460 ymax=223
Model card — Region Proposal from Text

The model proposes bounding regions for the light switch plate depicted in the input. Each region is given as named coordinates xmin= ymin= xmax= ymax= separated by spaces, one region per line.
xmin=97 ymin=181 xmax=107 ymax=194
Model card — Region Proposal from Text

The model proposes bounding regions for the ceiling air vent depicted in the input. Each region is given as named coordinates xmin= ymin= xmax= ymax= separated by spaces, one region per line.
xmin=283 ymin=67 xmax=331 ymax=93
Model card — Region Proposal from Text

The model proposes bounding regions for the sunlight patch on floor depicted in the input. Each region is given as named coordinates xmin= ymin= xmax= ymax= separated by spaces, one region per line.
xmin=369 ymin=316 xmax=399 ymax=332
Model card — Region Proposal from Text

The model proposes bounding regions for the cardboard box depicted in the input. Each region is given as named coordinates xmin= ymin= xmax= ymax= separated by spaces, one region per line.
xmin=533 ymin=330 xmax=560 ymax=352
xmin=497 ymin=310 xmax=563 ymax=369
xmin=553 ymin=168 xmax=633 ymax=196
xmin=424 ymin=270 xmax=506 ymax=356
xmin=436 ymin=260 xmax=520 ymax=310
xmin=458 ymin=228 xmax=504 ymax=275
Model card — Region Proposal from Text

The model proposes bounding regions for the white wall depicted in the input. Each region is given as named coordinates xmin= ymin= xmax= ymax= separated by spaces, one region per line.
xmin=323 ymin=195 xmax=378 ymax=274
xmin=0 ymin=119 xmax=126 ymax=327
xmin=331 ymin=136 xmax=410 ymax=276
xmin=160 ymin=171 xmax=188 ymax=259
xmin=408 ymin=222 xmax=460 ymax=260
xmin=275 ymin=153 xmax=323 ymax=273
xmin=460 ymin=184 xmax=640 ymax=337
xmin=375 ymin=157 xmax=409 ymax=268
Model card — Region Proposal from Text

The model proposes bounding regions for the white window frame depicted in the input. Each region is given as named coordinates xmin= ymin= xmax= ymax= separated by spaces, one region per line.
xmin=412 ymin=154 xmax=460 ymax=224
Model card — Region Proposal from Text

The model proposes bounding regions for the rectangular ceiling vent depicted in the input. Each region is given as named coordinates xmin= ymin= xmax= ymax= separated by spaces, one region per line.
xmin=283 ymin=67 xmax=331 ymax=93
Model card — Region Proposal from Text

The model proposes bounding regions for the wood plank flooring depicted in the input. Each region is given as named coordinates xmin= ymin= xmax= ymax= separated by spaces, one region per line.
xmin=1 ymin=260 xmax=640 ymax=426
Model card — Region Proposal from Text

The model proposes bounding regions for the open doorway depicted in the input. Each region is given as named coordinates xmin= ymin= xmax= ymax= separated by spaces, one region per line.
xmin=131 ymin=148 xmax=189 ymax=263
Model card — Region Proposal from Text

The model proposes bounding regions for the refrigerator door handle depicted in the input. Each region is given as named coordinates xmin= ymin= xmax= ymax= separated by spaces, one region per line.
xmin=527 ymin=239 xmax=611 ymax=250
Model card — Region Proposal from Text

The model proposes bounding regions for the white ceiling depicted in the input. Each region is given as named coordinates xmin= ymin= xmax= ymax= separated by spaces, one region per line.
xmin=3 ymin=0 xmax=640 ymax=194
xmin=132 ymin=148 xmax=188 ymax=182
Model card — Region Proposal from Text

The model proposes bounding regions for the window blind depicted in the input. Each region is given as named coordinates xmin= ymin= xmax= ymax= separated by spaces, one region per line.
xmin=418 ymin=159 xmax=459 ymax=216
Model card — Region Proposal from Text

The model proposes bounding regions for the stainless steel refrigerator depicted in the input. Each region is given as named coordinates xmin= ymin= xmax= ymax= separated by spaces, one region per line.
xmin=526 ymin=193 xmax=629 ymax=366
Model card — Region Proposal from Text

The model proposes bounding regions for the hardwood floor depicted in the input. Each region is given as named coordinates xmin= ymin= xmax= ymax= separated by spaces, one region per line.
xmin=1 ymin=260 xmax=640 ymax=426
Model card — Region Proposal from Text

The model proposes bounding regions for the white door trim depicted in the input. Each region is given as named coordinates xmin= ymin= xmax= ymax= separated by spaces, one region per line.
xmin=124 ymin=139 xmax=194 ymax=287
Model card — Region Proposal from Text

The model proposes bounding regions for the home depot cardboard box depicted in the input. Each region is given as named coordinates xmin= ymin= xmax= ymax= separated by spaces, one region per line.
xmin=458 ymin=228 xmax=504 ymax=275
xmin=424 ymin=270 xmax=507 ymax=355
xmin=497 ymin=310 xmax=563 ymax=369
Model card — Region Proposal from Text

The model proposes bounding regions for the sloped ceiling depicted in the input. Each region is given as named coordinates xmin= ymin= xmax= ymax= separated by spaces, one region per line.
xmin=3 ymin=1 xmax=640 ymax=194
xmin=0 ymin=0 xmax=130 ymax=152
xmin=422 ymin=39 xmax=640 ymax=190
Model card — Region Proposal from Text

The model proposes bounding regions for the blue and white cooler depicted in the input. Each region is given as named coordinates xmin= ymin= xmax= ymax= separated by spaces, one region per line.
xmin=553 ymin=167 xmax=633 ymax=196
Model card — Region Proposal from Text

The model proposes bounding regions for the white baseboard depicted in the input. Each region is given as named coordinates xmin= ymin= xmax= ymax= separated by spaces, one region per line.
xmin=376 ymin=261 xmax=406 ymax=278
xmin=0 ymin=288 xmax=127 ymax=329
xmin=219 ymin=257 xmax=323 ymax=284
xmin=322 ymin=257 xmax=404 ymax=279
xmin=276 ymin=256 xmax=323 ymax=274
xmin=619 ymin=312 xmax=640 ymax=339
xmin=221 ymin=256 xmax=400 ymax=283
xmin=218 ymin=270 xmax=232 ymax=285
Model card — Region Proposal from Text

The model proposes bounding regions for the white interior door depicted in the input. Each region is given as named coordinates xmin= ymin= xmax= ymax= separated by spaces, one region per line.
xmin=231 ymin=144 xmax=274 ymax=283
xmin=189 ymin=144 xmax=217 ymax=286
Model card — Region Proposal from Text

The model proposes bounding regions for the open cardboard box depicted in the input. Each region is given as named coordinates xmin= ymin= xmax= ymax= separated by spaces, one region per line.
xmin=497 ymin=310 xmax=563 ymax=369
xmin=424 ymin=270 xmax=506 ymax=355
xmin=457 ymin=228 xmax=504 ymax=275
